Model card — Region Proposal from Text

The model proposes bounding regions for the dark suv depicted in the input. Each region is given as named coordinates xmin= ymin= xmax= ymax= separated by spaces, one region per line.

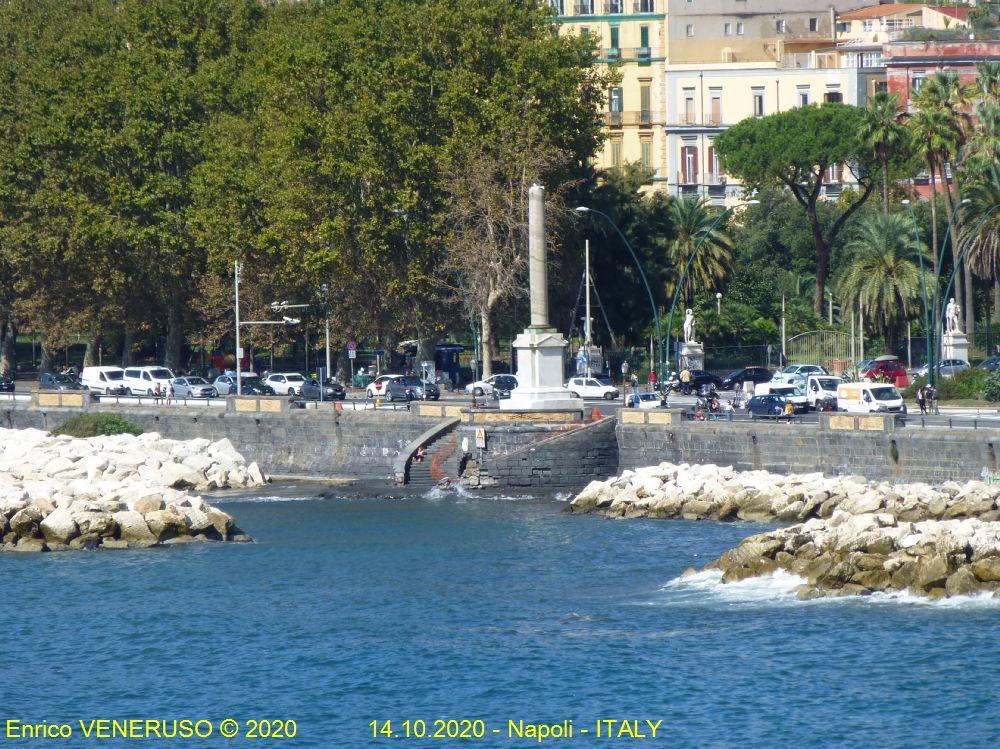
xmin=720 ymin=366 xmax=772 ymax=391
xmin=300 ymin=377 xmax=347 ymax=400
xmin=39 ymin=373 xmax=82 ymax=391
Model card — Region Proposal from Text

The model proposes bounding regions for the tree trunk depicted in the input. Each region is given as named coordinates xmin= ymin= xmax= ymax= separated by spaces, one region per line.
xmin=812 ymin=237 xmax=830 ymax=318
xmin=965 ymin=263 xmax=975 ymax=340
xmin=121 ymin=326 xmax=134 ymax=367
xmin=480 ymin=307 xmax=495 ymax=380
xmin=40 ymin=339 xmax=52 ymax=374
xmin=882 ymin=159 xmax=890 ymax=216
xmin=0 ymin=316 xmax=15 ymax=376
xmin=82 ymin=324 xmax=99 ymax=368
xmin=994 ymin=279 xmax=1000 ymax=325
xmin=165 ymin=294 xmax=183 ymax=370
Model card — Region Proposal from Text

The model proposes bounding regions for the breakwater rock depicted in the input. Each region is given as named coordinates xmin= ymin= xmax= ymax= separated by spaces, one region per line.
xmin=570 ymin=462 xmax=1000 ymax=524
xmin=0 ymin=428 xmax=267 ymax=552
xmin=571 ymin=462 xmax=1000 ymax=599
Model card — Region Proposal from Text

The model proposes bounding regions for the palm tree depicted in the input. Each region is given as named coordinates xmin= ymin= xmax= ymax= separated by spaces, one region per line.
xmin=859 ymin=92 xmax=908 ymax=215
xmin=908 ymin=107 xmax=956 ymax=273
xmin=665 ymin=195 xmax=733 ymax=309
xmin=838 ymin=213 xmax=926 ymax=356
xmin=976 ymin=60 xmax=1000 ymax=104
xmin=961 ymin=163 xmax=1000 ymax=281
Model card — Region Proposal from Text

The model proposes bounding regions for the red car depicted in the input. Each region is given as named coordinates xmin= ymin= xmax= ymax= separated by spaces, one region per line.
xmin=862 ymin=360 xmax=909 ymax=386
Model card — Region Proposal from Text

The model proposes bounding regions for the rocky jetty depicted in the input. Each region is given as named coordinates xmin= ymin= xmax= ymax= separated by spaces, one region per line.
xmin=571 ymin=462 xmax=1000 ymax=599
xmin=0 ymin=427 xmax=267 ymax=552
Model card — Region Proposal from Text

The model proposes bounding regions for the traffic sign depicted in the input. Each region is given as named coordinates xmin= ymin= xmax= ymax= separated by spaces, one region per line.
xmin=348 ymin=350 xmax=356 ymax=360
xmin=347 ymin=341 xmax=357 ymax=351
xmin=374 ymin=347 xmax=386 ymax=356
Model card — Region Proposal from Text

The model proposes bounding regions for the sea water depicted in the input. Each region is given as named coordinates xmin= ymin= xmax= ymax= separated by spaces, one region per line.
xmin=3 ymin=489 xmax=999 ymax=748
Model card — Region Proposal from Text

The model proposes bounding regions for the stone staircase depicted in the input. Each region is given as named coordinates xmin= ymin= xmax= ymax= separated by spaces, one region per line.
xmin=405 ymin=429 xmax=461 ymax=489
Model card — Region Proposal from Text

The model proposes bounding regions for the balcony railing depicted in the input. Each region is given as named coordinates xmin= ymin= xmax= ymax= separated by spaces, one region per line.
xmin=677 ymin=171 xmax=699 ymax=185
xmin=703 ymin=172 xmax=726 ymax=185
xmin=603 ymin=0 xmax=625 ymax=13
xmin=574 ymin=1 xmax=595 ymax=15
xmin=677 ymin=112 xmax=697 ymax=125
xmin=634 ymin=0 xmax=656 ymax=12
xmin=566 ymin=0 xmax=656 ymax=14
xmin=601 ymin=110 xmax=663 ymax=126
xmin=596 ymin=46 xmax=661 ymax=61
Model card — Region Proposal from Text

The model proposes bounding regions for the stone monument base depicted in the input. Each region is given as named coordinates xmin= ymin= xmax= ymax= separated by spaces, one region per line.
xmin=942 ymin=332 xmax=969 ymax=363
xmin=679 ymin=341 xmax=705 ymax=371
xmin=501 ymin=328 xmax=584 ymax=412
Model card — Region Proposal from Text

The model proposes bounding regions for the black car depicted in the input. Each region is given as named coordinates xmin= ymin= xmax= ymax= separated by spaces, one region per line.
xmin=746 ymin=394 xmax=790 ymax=419
xmin=678 ymin=369 xmax=723 ymax=393
xmin=489 ymin=374 xmax=520 ymax=400
xmin=401 ymin=377 xmax=440 ymax=401
xmin=0 ymin=375 xmax=13 ymax=393
xmin=300 ymin=377 xmax=347 ymax=401
xmin=720 ymin=366 xmax=773 ymax=391
xmin=38 ymin=373 xmax=82 ymax=391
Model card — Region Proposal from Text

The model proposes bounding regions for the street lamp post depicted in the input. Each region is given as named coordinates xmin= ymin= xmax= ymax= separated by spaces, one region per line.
xmin=234 ymin=261 xmax=243 ymax=395
xmin=927 ymin=199 xmax=971 ymax=382
xmin=575 ymin=206 xmax=664 ymax=375
xmin=664 ymin=200 xmax=759 ymax=375
xmin=716 ymin=292 xmax=722 ymax=315
xmin=902 ymin=199 xmax=932 ymax=383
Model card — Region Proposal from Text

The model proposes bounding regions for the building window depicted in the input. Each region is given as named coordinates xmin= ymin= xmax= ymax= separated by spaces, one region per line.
xmin=797 ymin=88 xmax=810 ymax=107
xmin=863 ymin=19 xmax=874 ymax=32
xmin=611 ymin=139 xmax=623 ymax=170
xmin=641 ymin=139 xmax=652 ymax=169
xmin=683 ymin=88 xmax=696 ymax=123
xmin=736 ymin=22 xmax=744 ymax=35
xmin=580 ymin=26 xmax=590 ymax=37
xmin=550 ymin=0 xmax=565 ymax=14
xmin=640 ymin=84 xmax=651 ymax=123
xmin=776 ymin=19 xmax=786 ymax=34
xmin=724 ymin=22 xmax=732 ymax=36
xmin=610 ymin=26 xmax=620 ymax=50
xmin=686 ymin=24 xmax=694 ymax=37
xmin=709 ymin=88 xmax=722 ymax=124
xmin=640 ymin=25 xmax=650 ymax=49
xmin=752 ymin=89 xmax=765 ymax=117
xmin=912 ymin=70 xmax=926 ymax=92
xmin=576 ymin=0 xmax=594 ymax=15
xmin=824 ymin=90 xmax=843 ymax=103
xmin=609 ymin=87 xmax=623 ymax=113
xmin=809 ymin=17 xmax=818 ymax=32
xmin=607 ymin=0 xmax=623 ymax=13
xmin=874 ymin=81 xmax=888 ymax=94
xmin=636 ymin=0 xmax=654 ymax=11
xmin=707 ymin=144 xmax=720 ymax=181
xmin=681 ymin=145 xmax=698 ymax=183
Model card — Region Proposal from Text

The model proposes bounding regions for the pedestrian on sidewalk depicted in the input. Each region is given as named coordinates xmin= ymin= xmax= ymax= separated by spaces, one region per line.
xmin=916 ymin=385 xmax=927 ymax=415
xmin=929 ymin=384 xmax=940 ymax=415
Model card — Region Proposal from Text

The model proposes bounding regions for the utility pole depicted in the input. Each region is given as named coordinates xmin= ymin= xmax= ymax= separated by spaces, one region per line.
xmin=585 ymin=239 xmax=592 ymax=377
xmin=234 ymin=261 xmax=243 ymax=396
xmin=781 ymin=293 xmax=786 ymax=365
xmin=321 ymin=284 xmax=331 ymax=384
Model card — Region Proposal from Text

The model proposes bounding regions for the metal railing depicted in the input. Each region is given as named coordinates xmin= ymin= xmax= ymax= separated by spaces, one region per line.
xmin=634 ymin=0 xmax=656 ymax=12
xmin=93 ymin=394 xmax=227 ymax=408
xmin=601 ymin=110 xmax=662 ymax=126
xmin=597 ymin=46 xmax=661 ymax=61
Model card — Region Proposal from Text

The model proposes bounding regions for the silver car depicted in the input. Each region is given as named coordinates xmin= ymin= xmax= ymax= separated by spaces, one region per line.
xmin=170 ymin=377 xmax=218 ymax=398
xmin=912 ymin=358 xmax=970 ymax=379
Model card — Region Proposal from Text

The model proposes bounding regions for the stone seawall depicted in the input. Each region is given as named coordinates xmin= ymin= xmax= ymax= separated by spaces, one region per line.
xmin=0 ymin=406 xmax=436 ymax=480
xmin=618 ymin=417 xmax=1000 ymax=483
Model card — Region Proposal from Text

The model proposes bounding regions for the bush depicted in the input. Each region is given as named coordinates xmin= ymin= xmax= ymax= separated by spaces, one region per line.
xmin=51 ymin=413 xmax=142 ymax=438
xmin=905 ymin=368 xmax=989 ymax=401
xmin=983 ymin=372 xmax=1000 ymax=402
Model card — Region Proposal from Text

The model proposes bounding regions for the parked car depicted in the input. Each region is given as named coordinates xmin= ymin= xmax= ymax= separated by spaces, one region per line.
xmin=861 ymin=358 xmax=908 ymax=385
xmin=565 ymin=375 xmax=619 ymax=400
xmin=213 ymin=374 xmax=275 ymax=395
xmin=912 ymin=358 xmax=970 ymax=379
xmin=746 ymin=394 xmax=791 ymax=419
xmin=837 ymin=382 xmax=906 ymax=414
xmin=719 ymin=366 xmax=772 ymax=391
xmin=80 ymin=366 xmax=127 ymax=394
xmin=38 ymin=373 xmax=83 ymax=391
xmin=401 ymin=377 xmax=440 ymax=401
xmin=979 ymin=356 xmax=1000 ymax=372
xmin=122 ymin=366 xmax=175 ymax=395
xmin=0 ymin=375 xmax=14 ymax=393
xmin=625 ymin=392 xmax=664 ymax=409
xmin=771 ymin=364 xmax=828 ymax=383
xmin=367 ymin=374 xmax=406 ymax=399
xmin=465 ymin=374 xmax=518 ymax=397
xmin=170 ymin=377 xmax=218 ymax=398
xmin=300 ymin=377 xmax=347 ymax=401
xmin=264 ymin=372 xmax=307 ymax=395
xmin=678 ymin=369 xmax=724 ymax=393
xmin=486 ymin=374 xmax=520 ymax=401
xmin=753 ymin=382 xmax=808 ymax=413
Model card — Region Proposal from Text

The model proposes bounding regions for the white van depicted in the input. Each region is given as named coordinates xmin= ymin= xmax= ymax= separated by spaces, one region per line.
xmin=805 ymin=375 xmax=844 ymax=409
xmin=122 ymin=366 xmax=175 ymax=395
xmin=836 ymin=382 xmax=906 ymax=415
xmin=80 ymin=366 xmax=126 ymax=394
xmin=754 ymin=381 xmax=808 ymax=412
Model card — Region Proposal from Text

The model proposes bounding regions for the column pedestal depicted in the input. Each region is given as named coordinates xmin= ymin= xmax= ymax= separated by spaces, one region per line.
xmin=502 ymin=327 xmax=583 ymax=411
xmin=679 ymin=341 xmax=705 ymax=371
xmin=942 ymin=332 xmax=969 ymax=363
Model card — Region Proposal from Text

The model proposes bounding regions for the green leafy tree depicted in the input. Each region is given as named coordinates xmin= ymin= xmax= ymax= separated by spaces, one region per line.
xmin=837 ymin=213 xmax=925 ymax=355
xmin=665 ymin=196 xmax=733 ymax=309
xmin=715 ymin=103 xmax=879 ymax=317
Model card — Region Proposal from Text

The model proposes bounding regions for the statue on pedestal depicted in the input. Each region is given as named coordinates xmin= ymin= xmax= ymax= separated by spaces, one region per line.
xmin=946 ymin=298 xmax=962 ymax=335
xmin=683 ymin=308 xmax=697 ymax=344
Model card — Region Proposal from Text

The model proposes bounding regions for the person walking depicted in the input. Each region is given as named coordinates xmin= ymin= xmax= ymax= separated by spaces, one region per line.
xmin=649 ymin=369 xmax=657 ymax=390
xmin=929 ymin=384 xmax=940 ymax=415
xmin=916 ymin=385 xmax=927 ymax=415
xmin=680 ymin=367 xmax=692 ymax=394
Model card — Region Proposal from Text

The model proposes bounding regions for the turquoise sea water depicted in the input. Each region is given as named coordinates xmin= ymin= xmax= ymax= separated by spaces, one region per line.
xmin=4 ymin=488 xmax=1000 ymax=748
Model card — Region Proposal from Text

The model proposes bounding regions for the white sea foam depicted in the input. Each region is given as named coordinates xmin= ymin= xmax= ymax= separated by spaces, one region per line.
xmin=225 ymin=494 xmax=317 ymax=504
xmin=421 ymin=484 xmax=474 ymax=500
xmin=661 ymin=569 xmax=1000 ymax=608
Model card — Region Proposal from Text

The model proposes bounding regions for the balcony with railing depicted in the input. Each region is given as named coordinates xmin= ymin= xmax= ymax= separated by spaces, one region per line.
xmin=560 ymin=0 xmax=657 ymax=15
xmin=677 ymin=171 xmax=700 ymax=185
xmin=634 ymin=0 xmax=656 ymax=12
xmin=602 ymin=0 xmax=625 ymax=14
xmin=602 ymin=110 xmax=662 ymax=126
xmin=574 ymin=1 xmax=595 ymax=15
xmin=597 ymin=45 xmax=661 ymax=61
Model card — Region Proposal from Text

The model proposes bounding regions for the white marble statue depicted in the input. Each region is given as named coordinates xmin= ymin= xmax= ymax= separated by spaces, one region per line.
xmin=946 ymin=297 xmax=963 ymax=335
xmin=683 ymin=308 xmax=697 ymax=344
